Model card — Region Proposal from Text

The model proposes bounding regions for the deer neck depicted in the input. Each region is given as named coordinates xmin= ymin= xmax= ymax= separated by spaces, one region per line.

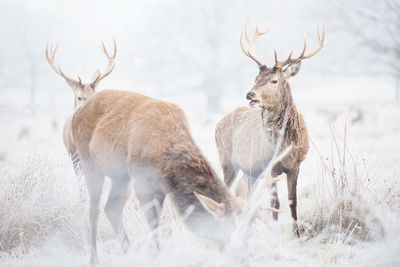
xmin=261 ymin=97 xmax=300 ymax=145
xmin=73 ymin=99 xmax=84 ymax=110
xmin=163 ymin=143 xmax=233 ymax=213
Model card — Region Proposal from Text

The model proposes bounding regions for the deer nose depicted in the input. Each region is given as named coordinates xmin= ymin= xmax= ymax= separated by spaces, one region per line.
xmin=246 ymin=92 xmax=255 ymax=100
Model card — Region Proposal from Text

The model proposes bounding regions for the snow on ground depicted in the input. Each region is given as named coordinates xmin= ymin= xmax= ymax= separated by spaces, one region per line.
xmin=0 ymin=81 xmax=400 ymax=266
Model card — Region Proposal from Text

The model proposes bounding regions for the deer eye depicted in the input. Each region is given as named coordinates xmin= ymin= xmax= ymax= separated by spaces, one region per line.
xmin=271 ymin=80 xmax=278 ymax=84
xmin=77 ymin=97 xmax=82 ymax=101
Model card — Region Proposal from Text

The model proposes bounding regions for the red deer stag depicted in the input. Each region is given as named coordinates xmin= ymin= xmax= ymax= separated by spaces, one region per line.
xmin=46 ymin=40 xmax=116 ymax=175
xmin=71 ymin=89 xmax=292 ymax=264
xmin=215 ymin=20 xmax=325 ymax=235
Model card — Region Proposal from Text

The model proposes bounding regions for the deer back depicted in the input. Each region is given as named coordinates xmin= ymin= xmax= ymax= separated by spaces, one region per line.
xmin=71 ymin=90 xmax=237 ymax=214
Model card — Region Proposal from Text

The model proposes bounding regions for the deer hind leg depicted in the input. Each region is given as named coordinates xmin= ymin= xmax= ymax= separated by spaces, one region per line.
xmin=286 ymin=166 xmax=300 ymax=237
xmin=104 ymin=174 xmax=132 ymax=253
xmin=133 ymin=172 xmax=166 ymax=251
xmin=81 ymin=160 xmax=105 ymax=265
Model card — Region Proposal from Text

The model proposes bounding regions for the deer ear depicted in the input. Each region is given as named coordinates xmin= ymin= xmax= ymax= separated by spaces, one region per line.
xmin=64 ymin=78 xmax=81 ymax=89
xmin=194 ymin=192 xmax=224 ymax=218
xmin=65 ymin=80 xmax=76 ymax=88
xmin=283 ymin=60 xmax=301 ymax=79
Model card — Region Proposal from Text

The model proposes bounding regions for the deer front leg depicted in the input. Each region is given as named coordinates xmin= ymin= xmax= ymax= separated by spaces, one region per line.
xmin=269 ymin=182 xmax=280 ymax=220
xmin=133 ymin=172 xmax=166 ymax=252
xmin=269 ymin=163 xmax=285 ymax=221
xmin=286 ymin=166 xmax=299 ymax=236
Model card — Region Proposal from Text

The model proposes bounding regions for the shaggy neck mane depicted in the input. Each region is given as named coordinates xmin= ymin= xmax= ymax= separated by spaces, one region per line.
xmin=262 ymin=82 xmax=300 ymax=144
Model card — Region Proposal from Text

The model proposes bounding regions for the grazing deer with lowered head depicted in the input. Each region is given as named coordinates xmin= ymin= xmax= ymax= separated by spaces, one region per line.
xmin=46 ymin=40 xmax=116 ymax=175
xmin=71 ymin=89 xmax=291 ymax=264
xmin=215 ymin=20 xmax=325 ymax=235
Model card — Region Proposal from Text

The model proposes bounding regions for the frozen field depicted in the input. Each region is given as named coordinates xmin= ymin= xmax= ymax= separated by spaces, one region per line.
xmin=0 ymin=82 xmax=399 ymax=267
xmin=1 ymin=0 xmax=399 ymax=265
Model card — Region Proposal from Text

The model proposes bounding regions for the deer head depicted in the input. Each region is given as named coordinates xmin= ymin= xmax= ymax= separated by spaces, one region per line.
xmin=240 ymin=19 xmax=325 ymax=110
xmin=192 ymin=144 xmax=294 ymax=243
xmin=46 ymin=40 xmax=117 ymax=108
xmin=195 ymin=192 xmax=244 ymax=222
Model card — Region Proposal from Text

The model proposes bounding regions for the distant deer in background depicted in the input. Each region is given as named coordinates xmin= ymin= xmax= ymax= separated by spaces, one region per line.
xmin=71 ymin=89 xmax=292 ymax=264
xmin=45 ymin=40 xmax=116 ymax=175
xmin=216 ymin=20 xmax=325 ymax=235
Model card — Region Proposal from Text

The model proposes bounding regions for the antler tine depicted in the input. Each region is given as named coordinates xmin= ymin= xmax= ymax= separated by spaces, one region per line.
xmin=317 ymin=24 xmax=322 ymax=41
xmin=92 ymin=39 xmax=117 ymax=86
xmin=243 ymin=18 xmax=251 ymax=44
xmin=240 ymin=18 xmax=254 ymax=58
xmin=275 ymin=49 xmax=294 ymax=66
xmin=240 ymin=33 xmax=250 ymax=57
xmin=45 ymin=43 xmax=80 ymax=85
xmin=286 ymin=50 xmax=294 ymax=62
xmin=46 ymin=43 xmax=60 ymax=75
xmin=298 ymin=32 xmax=307 ymax=58
xmin=240 ymin=18 xmax=270 ymax=68
xmin=46 ymin=43 xmax=57 ymax=61
xmin=301 ymin=23 xmax=325 ymax=60
xmin=52 ymin=44 xmax=59 ymax=60
xmin=101 ymin=38 xmax=117 ymax=60
xmin=274 ymin=23 xmax=325 ymax=68
xmin=101 ymin=42 xmax=109 ymax=58
xmin=254 ymin=24 xmax=270 ymax=42
xmin=112 ymin=38 xmax=117 ymax=58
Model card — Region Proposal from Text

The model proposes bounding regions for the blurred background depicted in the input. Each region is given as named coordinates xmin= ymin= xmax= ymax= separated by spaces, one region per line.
xmin=0 ymin=0 xmax=399 ymax=115
xmin=1 ymin=0 xmax=400 ymax=173
xmin=0 ymin=1 xmax=399 ymax=265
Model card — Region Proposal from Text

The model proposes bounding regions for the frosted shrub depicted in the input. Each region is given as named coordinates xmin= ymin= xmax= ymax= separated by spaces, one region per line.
xmin=302 ymin=128 xmax=384 ymax=242
xmin=0 ymin=153 xmax=86 ymax=252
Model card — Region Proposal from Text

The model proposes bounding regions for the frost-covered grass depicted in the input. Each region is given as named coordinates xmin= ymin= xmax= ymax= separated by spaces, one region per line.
xmin=0 ymin=104 xmax=399 ymax=266
xmin=298 ymin=127 xmax=381 ymax=240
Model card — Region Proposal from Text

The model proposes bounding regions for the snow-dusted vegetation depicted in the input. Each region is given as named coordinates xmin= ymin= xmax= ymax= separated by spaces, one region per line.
xmin=1 ymin=0 xmax=399 ymax=266
xmin=0 ymin=100 xmax=399 ymax=266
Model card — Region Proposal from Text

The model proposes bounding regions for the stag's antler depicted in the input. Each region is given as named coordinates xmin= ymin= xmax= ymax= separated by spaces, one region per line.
xmin=46 ymin=43 xmax=82 ymax=87
xmin=240 ymin=18 xmax=270 ymax=68
xmin=91 ymin=39 xmax=117 ymax=87
xmin=274 ymin=23 xmax=326 ymax=68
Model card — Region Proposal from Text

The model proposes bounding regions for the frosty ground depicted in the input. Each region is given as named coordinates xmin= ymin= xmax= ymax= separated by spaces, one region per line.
xmin=0 ymin=83 xmax=400 ymax=267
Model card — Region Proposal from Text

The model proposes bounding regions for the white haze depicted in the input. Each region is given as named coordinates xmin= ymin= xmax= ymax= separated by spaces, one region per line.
xmin=0 ymin=0 xmax=400 ymax=266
